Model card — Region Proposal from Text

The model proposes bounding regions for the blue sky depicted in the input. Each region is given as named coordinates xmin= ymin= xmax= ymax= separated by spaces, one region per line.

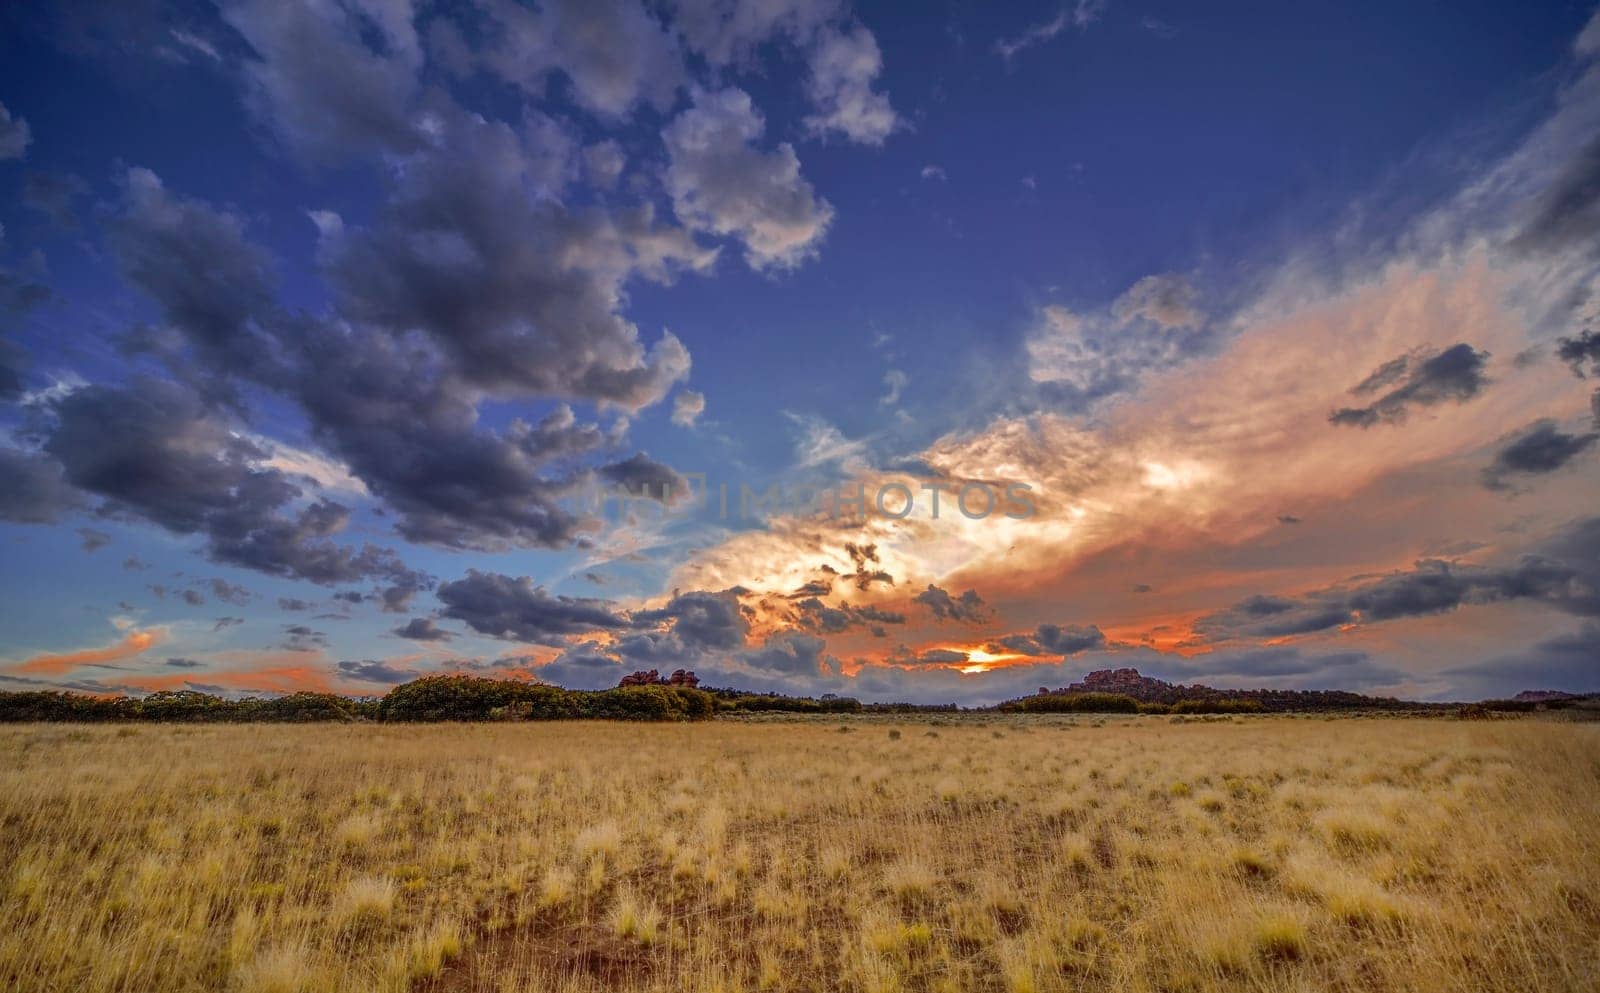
xmin=3 ymin=1 xmax=1599 ymax=703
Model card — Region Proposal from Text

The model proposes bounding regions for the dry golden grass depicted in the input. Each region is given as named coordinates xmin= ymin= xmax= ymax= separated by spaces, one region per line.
xmin=2 ymin=716 xmax=1597 ymax=992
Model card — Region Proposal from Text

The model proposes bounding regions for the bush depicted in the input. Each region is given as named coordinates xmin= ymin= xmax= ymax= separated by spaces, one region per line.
xmin=1000 ymin=692 xmax=1140 ymax=714
xmin=1170 ymin=698 xmax=1266 ymax=715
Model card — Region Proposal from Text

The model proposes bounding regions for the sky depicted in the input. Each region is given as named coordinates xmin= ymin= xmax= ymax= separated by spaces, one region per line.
xmin=2 ymin=0 xmax=1599 ymax=705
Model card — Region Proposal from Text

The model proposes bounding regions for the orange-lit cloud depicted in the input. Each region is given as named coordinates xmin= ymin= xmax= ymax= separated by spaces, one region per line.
xmin=9 ymin=628 xmax=164 ymax=675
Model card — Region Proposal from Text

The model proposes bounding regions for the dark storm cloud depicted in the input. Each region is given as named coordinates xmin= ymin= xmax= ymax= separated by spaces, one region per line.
xmin=181 ymin=589 xmax=205 ymax=606
xmin=394 ymin=617 xmax=453 ymax=642
xmin=437 ymin=569 xmax=629 ymax=645
xmin=164 ymin=657 xmax=204 ymax=669
xmin=1556 ymin=329 xmax=1600 ymax=378
xmin=990 ymin=623 xmax=1106 ymax=658
xmin=277 ymin=597 xmax=312 ymax=611
xmin=336 ymin=659 xmax=421 ymax=685
xmin=1329 ymin=343 xmax=1490 ymax=427
xmin=914 ymin=584 xmax=987 ymax=622
xmin=42 ymin=378 xmax=425 ymax=589
xmin=1480 ymin=420 xmax=1598 ymax=490
xmin=212 ymin=616 xmax=244 ymax=631
xmin=1507 ymin=133 xmax=1600 ymax=257
xmin=631 ymin=589 xmax=749 ymax=649
xmin=887 ymin=645 xmax=968 ymax=667
xmin=1198 ymin=516 xmax=1600 ymax=639
xmin=0 ymin=447 xmax=82 ymax=523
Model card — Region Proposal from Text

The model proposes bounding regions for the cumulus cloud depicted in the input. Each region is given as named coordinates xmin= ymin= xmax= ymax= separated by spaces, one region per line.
xmin=1480 ymin=419 xmax=1598 ymax=490
xmin=393 ymin=617 xmax=453 ymax=641
xmin=670 ymin=0 xmax=841 ymax=67
xmin=671 ymin=389 xmax=706 ymax=426
xmin=664 ymin=87 xmax=834 ymax=270
xmin=632 ymin=589 xmax=750 ymax=649
xmin=336 ymin=658 xmax=421 ymax=684
xmin=990 ymin=623 xmax=1106 ymax=657
xmin=0 ymin=447 xmax=83 ymax=524
xmin=803 ymin=23 xmax=899 ymax=145
xmin=221 ymin=0 xmax=422 ymax=162
xmin=40 ymin=378 xmax=425 ymax=588
xmin=914 ymin=584 xmax=987 ymax=623
xmin=463 ymin=0 xmax=683 ymax=119
xmin=1329 ymin=343 xmax=1491 ymax=427
xmin=437 ymin=569 xmax=629 ymax=644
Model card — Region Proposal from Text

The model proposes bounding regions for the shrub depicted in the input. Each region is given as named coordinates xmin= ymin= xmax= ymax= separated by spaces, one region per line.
xmin=999 ymin=692 xmax=1140 ymax=714
xmin=1170 ymin=698 xmax=1266 ymax=715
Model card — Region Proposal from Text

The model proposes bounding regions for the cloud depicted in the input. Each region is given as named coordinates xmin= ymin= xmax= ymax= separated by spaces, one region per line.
xmin=22 ymin=172 xmax=91 ymax=229
xmin=41 ymin=377 xmax=425 ymax=589
xmin=1480 ymin=419 xmax=1598 ymax=490
xmin=1506 ymin=133 xmax=1600 ymax=257
xmin=394 ymin=617 xmax=453 ymax=641
xmin=221 ymin=0 xmax=422 ymax=163
xmin=1111 ymin=274 xmax=1202 ymax=329
xmin=664 ymin=87 xmax=834 ymax=270
xmin=920 ymin=165 xmax=946 ymax=181
xmin=789 ymin=596 xmax=905 ymax=634
xmin=336 ymin=658 xmax=421 ymax=685
xmin=1198 ymin=515 xmax=1600 ymax=639
xmin=76 ymin=527 xmax=112 ymax=552
xmin=672 ymin=389 xmax=706 ymax=426
xmin=632 ymin=589 xmax=750 ymax=649
xmin=803 ymin=23 xmax=899 ymax=145
xmin=597 ymin=452 xmax=692 ymax=502
xmin=1329 ymin=343 xmax=1491 ymax=427
xmin=670 ymin=0 xmax=840 ymax=67
xmin=461 ymin=0 xmax=683 ymax=119
xmin=880 ymin=369 xmax=908 ymax=406
xmin=437 ymin=569 xmax=629 ymax=645
xmin=993 ymin=1 xmax=1103 ymax=62
xmin=1556 ymin=329 xmax=1600 ymax=377
xmin=280 ymin=624 xmax=328 ymax=651
xmin=0 ymin=100 xmax=30 ymax=159
xmin=914 ymin=584 xmax=987 ymax=623
xmin=8 ymin=628 xmax=160 ymax=675
xmin=109 ymin=167 xmax=279 ymax=385
xmin=991 ymin=623 xmax=1106 ymax=657
xmin=1443 ymin=622 xmax=1600 ymax=697
xmin=0 ymin=447 xmax=82 ymax=524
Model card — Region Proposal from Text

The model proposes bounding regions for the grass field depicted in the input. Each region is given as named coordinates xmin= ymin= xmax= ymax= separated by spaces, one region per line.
xmin=2 ymin=716 xmax=1597 ymax=993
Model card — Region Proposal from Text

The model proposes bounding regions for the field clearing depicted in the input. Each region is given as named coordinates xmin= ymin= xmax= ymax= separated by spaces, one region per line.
xmin=2 ymin=716 xmax=1597 ymax=993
